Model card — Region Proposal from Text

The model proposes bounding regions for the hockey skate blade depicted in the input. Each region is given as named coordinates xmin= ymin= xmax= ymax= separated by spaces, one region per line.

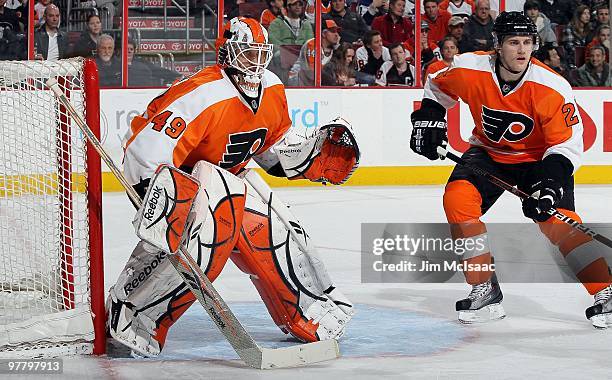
xmin=589 ymin=313 xmax=612 ymax=329
xmin=244 ymin=339 xmax=340 ymax=369
xmin=458 ymin=303 xmax=506 ymax=324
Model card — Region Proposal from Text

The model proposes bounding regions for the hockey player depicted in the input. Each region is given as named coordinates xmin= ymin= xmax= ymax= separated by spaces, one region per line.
xmin=410 ymin=11 xmax=612 ymax=327
xmin=107 ymin=16 xmax=359 ymax=357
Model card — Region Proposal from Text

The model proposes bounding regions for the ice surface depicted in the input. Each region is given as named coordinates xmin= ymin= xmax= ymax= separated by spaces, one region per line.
xmin=54 ymin=185 xmax=612 ymax=379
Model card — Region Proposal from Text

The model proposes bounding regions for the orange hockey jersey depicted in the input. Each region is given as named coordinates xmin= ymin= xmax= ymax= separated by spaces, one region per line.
xmin=123 ymin=65 xmax=292 ymax=185
xmin=424 ymin=52 xmax=583 ymax=172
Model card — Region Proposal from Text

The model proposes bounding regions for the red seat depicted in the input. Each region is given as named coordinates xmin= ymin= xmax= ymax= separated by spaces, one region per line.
xmin=279 ymin=44 xmax=302 ymax=70
xmin=575 ymin=46 xmax=586 ymax=68
xmin=554 ymin=24 xmax=564 ymax=44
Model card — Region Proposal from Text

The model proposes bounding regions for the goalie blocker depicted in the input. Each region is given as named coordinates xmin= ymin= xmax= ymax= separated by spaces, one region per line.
xmin=108 ymin=161 xmax=353 ymax=357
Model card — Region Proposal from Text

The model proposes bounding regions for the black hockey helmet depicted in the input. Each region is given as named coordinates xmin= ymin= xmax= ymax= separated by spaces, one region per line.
xmin=492 ymin=11 xmax=539 ymax=50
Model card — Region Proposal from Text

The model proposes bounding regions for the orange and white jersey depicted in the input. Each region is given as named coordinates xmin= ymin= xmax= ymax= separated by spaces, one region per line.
xmin=424 ymin=51 xmax=583 ymax=172
xmin=123 ymin=65 xmax=292 ymax=185
xmin=424 ymin=59 xmax=450 ymax=82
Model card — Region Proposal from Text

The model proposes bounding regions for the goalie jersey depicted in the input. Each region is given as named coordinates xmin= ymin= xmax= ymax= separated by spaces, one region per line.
xmin=123 ymin=65 xmax=292 ymax=184
xmin=424 ymin=52 xmax=583 ymax=172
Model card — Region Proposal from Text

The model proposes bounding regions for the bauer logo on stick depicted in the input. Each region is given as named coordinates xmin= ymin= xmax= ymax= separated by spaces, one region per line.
xmin=134 ymin=165 xmax=200 ymax=254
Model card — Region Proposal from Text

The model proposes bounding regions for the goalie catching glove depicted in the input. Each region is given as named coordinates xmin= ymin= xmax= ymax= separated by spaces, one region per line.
xmin=275 ymin=117 xmax=360 ymax=185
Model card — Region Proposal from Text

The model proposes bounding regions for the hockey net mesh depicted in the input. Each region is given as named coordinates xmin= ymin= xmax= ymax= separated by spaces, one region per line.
xmin=0 ymin=59 xmax=96 ymax=357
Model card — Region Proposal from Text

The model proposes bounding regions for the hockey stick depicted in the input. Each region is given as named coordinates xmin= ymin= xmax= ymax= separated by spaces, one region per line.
xmin=45 ymin=78 xmax=340 ymax=369
xmin=437 ymin=146 xmax=612 ymax=249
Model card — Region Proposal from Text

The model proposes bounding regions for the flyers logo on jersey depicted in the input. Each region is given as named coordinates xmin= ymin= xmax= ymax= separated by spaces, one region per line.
xmin=219 ymin=128 xmax=268 ymax=169
xmin=481 ymin=106 xmax=535 ymax=143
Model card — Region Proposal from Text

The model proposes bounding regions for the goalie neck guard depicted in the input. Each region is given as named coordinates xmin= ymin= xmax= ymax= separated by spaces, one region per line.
xmin=217 ymin=17 xmax=273 ymax=97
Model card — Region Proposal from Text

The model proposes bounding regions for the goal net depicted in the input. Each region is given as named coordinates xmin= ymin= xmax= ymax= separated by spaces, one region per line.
xmin=0 ymin=58 xmax=105 ymax=358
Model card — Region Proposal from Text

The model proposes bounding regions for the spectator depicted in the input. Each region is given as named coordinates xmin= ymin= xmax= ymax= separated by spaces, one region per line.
xmin=375 ymin=43 xmax=415 ymax=85
xmin=268 ymin=0 xmax=313 ymax=47
xmin=447 ymin=15 xmax=475 ymax=52
xmin=260 ymin=0 xmax=285 ymax=29
xmin=304 ymin=0 xmax=318 ymax=22
xmin=585 ymin=24 xmax=610 ymax=63
xmin=356 ymin=29 xmax=391 ymax=81
xmin=439 ymin=0 xmax=474 ymax=19
xmin=574 ymin=45 xmax=611 ymax=86
xmin=524 ymin=0 xmax=556 ymax=46
xmin=33 ymin=0 xmax=50 ymax=26
xmin=536 ymin=0 xmax=577 ymax=26
xmin=422 ymin=0 xmax=451 ymax=46
xmin=324 ymin=0 xmax=369 ymax=44
xmin=562 ymin=5 xmax=592 ymax=68
xmin=371 ymin=0 xmax=414 ymax=46
xmin=4 ymin=0 xmax=21 ymax=10
xmin=404 ymin=21 xmax=441 ymax=66
xmin=358 ymin=0 xmax=389 ymax=26
xmin=126 ymin=39 xmax=154 ymax=87
xmin=72 ymin=14 xmax=102 ymax=58
xmin=487 ymin=0 xmax=498 ymax=18
xmin=322 ymin=42 xmax=357 ymax=86
xmin=288 ymin=19 xmax=342 ymax=85
xmin=587 ymin=5 xmax=609 ymax=44
xmin=319 ymin=19 xmax=342 ymax=63
xmin=0 ymin=0 xmax=25 ymax=60
xmin=268 ymin=0 xmax=313 ymax=80
xmin=34 ymin=4 xmax=68 ymax=60
xmin=95 ymin=34 xmax=121 ymax=87
xmin=10 ymin=0 xmax=27 ymax=31
xmin=535 ymin=45 xmax=571 ymax=80
xmin=424 ymin=35 xmax=458 ymax=78
xmin=94 ymin=0 xmax=115 ymax=28
xmin=0 ymin=0 xmax=20 ymax=33
xmin=464 ymin=0 xmax=494 ymax=51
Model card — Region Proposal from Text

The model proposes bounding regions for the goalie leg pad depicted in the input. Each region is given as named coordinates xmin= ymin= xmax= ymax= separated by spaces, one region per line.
xmin=133 ymin=164 xmax=200 ymax=254
xmin=231 ymin=177 xmax=353 ymax=342
xmin=108 ymin=161 xmax=247 ymax=356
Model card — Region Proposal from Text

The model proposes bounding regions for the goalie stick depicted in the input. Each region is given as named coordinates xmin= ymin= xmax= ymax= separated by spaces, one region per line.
xmin=45 ymin=77 xmax=340 ymax=369
xmin=437 ymin=146 xmax=612 ymax=249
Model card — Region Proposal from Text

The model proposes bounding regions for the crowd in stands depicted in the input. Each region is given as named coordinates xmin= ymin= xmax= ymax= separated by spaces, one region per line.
xmin=248 ymin=0 xmax=611 ymax=88
xmin=1 ymin=0 xmax=611 ymax=88
xmin=1 ymin=0 xmax=181 ymax=87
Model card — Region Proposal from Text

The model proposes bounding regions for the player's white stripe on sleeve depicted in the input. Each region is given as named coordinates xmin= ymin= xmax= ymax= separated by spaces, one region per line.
xmin=424 ymin=78 xmax=457 ymax=109
xmin=124 ymin=76 xmax=237 ymax=184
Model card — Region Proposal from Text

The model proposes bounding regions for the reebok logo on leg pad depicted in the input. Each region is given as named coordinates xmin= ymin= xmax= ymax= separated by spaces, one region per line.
xmin=134 ymin=165 xmax=200 ymax=254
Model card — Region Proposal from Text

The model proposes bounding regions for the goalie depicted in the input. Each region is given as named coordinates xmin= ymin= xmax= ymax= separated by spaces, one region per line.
xmin=107 ymin=16 xmax=359 ymax=357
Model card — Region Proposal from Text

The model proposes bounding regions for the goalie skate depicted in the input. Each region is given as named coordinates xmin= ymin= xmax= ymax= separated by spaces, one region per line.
xmin=585 ymin=285 xmax=612 ymax=329
xmin=456 ymin=274 xmax=505 ymax=324
xmin=107 ymin=288 xmax=161 ymax=357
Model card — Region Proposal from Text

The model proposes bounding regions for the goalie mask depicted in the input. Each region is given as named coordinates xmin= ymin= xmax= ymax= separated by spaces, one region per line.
xmin=218 ymin=17 xmax=273 ymax=97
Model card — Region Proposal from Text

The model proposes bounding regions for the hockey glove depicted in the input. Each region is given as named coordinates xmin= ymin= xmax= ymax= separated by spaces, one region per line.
xmin=522 ymin=178 xmax=564 ymax=222
xmin=521 ymin=155 xmax=572 ymax=222
xmin=276 ymin=117 xmax=360 ymax=185
xmin=410 ymin=100 xmax=448 ymax=161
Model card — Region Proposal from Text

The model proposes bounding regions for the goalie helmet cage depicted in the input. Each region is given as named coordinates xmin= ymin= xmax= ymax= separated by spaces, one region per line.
xmin=0 ymin=58 xmax=105 ymax=357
